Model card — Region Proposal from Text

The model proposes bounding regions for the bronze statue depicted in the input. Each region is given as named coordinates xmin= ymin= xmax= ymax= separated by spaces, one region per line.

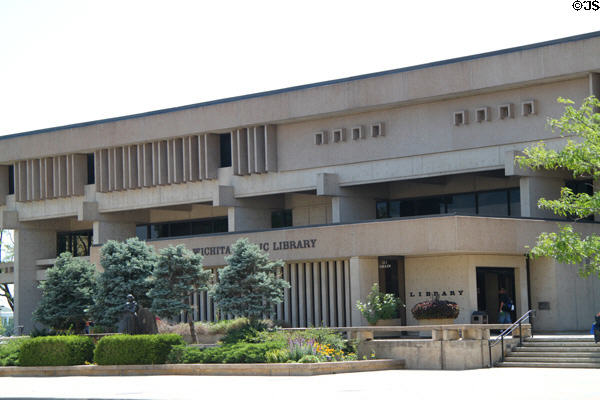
xmin=117 ymin=294 xmax=157 ymax=334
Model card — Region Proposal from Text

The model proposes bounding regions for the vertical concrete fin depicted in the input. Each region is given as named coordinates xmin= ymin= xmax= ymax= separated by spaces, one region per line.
xmin=265 ymin=124 xmax=277 ymax=172
xmin=254 ymin=125 xmax=266 ymax=173
xmin=247 ymin=127 xmax=256 ymax=174
xmin=188 ymin=135 xmax=199 ymax=182
xmin=204 ymin=134 xmax=219 ymax=180
xmin=230 ymin=131 xmax=239 ymax=175
xmin=237 ymin=128 xmax=248 ymax=176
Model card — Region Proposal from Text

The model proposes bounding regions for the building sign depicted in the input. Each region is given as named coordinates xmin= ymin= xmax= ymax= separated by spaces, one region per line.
xmin=193 ymin=239 xmax=317 ymax=257
xmin=409 ymin=290 xmax=464 ymax=297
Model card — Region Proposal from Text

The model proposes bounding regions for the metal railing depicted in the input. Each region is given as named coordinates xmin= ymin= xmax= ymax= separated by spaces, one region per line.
xmin=488 ymin=309 xmax=536 ymax=367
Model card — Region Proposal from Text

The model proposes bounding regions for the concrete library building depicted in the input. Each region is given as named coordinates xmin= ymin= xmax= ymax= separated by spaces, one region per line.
xmin=2 ymin=32 xmax=600 ymax=334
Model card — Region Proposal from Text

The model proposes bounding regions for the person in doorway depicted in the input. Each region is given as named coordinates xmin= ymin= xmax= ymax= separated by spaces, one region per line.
xmin=498 ymin=288 xmax=512 ymax=324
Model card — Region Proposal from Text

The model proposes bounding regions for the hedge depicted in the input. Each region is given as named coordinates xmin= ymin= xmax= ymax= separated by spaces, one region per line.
xmin=94 ymin=334 xmax=184 ymax=365
xmin=19 ymin=336 xmax=94 ymax=366
xmin=0 ymin=338 xmax=28 ymax=366
xmin=167 ymin=341 xmax=285 ymax=364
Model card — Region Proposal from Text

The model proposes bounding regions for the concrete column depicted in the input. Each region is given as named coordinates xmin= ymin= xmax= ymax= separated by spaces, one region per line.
xmin=519 ymin=176 xmax=565 ymax=218
xmin=92 ymin=220 xmax=137 ymax=245
xmin=331 ymin=196 xmax=376 ymax=223
xmin=14 ymin=227 xmax=56 ymax=333
xmin=349 ymin=256 xmax=379 ymax=326
xmin=227 ymin=207 xmax=271 ymax=232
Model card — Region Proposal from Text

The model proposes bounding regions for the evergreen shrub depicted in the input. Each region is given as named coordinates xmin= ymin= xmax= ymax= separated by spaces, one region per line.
xmin=167 ymin=341 xmax=285 ymax=364
xmin=94 ymin=334 xmax=184 ymax=365
xmin=19 ymin=336 xmax=94 ymax=366
xmin=0 ymin=338 xmax=28 ymax=366
xmin=411 ymin=299 xmax=460 ymax=320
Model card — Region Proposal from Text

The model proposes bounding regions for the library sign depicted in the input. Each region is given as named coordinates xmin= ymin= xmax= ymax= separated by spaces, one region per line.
xmin=193 ymin=239 xmax=318 ymax=257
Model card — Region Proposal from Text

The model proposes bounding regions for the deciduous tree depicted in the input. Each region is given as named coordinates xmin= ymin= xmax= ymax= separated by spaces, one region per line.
xmin=518 ymin=96 xmax=600 ymax=277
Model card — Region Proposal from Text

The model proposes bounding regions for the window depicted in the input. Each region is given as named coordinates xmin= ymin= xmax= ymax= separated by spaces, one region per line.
xmin=498 ymin=104 xmax=514 ymax=120
xmin=8 ymin=165 xmax=14 ymax=195
xmin=87 ymin=154 xmax=95 ymax=185
xmin=371 ymin=123 xmax=384 ymax=137
xmin=332 ymin=129 xmax=345 ymax=143
xmin=272 ymin=209 xmax=293 ymax=228
xmin=219 ymin=133 xmax=232 ymax=167
xmin=351 ymin=126 xmax=364 ymax=140
xmin=137 ymin=217 xmax=229 ymax=240
xmin=453 ymin=111 xmax=467 ymax=126
xmin=314 ymin=131 xmax=327 ymax=145
xmin=521 ymin=100 xmax=536 ymax=117
xmin=376 ymin=188 xmax=519 ymax=219
xmin=57 ymin=230 xmax=93 ymax=257
xmin=475 ymin=107 xmax=489 ymax=123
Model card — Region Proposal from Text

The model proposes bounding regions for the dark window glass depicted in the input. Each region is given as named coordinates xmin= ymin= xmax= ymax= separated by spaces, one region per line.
xmin=219 ymin=133 xmax=232 ymax=168
xmin=136 ymin=225 xmax=148 ymax=240
xmin=150 ymin=224 xmax=169 ymax=239
xmin=272 ymin=210 xmax=293 ymax=228
xmin=170 ymin=222 xmax=191 ymax=237
xmin=376 ymin=201 xmax=389 ymax=219
xmin=415 ymin=197 xmax=444 ymax=216
xmin=8 ymin=165 xmax=14 ymax=195
xmin=399 ymin=200 xmax=416 ymax=217
xmin=389 ymin=200 xmax=401 ymax=218
xmin=56 ymin=230 xmax=92 ymax=257
xmin=192 ymin=221 xmax=211 ymax=235
xmin=213 ymin=218 xmax=228 ymax=233
xmin=447 ymin=193 xmax=476 ymax=214
xmin=478 ymin=190 xmax=509 ymax=216
xmin=87 ymin=154 xmax=95 ymax=185
xmin=509 ymin=188 xmax=521 ymax=217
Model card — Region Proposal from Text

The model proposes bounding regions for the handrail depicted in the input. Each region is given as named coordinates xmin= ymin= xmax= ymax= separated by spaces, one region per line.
xmin=488 ymin=309 xmax=536 ymax=367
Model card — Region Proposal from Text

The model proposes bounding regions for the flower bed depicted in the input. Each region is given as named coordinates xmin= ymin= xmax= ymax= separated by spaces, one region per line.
xmin=411 ymin=300 xmax=459 ymax=320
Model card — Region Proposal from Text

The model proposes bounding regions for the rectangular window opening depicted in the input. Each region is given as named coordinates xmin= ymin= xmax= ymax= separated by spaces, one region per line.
xmin=499 ymin=104 xmax=513 ymax=120
xmin=8 ymin=165 xmax=14 ymax=195
xmin=332 ymin=129 xmax=345 ymax=143
xmin=475 ymin=108 xmax=489 ymax=123
xmin=521 ymin=101 xmax=535 ymax=116
xmin=219 ymin=133 xmax=232 ymax=168
xmin=371 ymin=123 xmax=383 ymax=137
xmin=351 ymin=126 xmax=363 ymax=140
xmin=86 ymin=153 xmax=95 ymax=185
xmin=314 ymin=131 xmax=327 ymax=145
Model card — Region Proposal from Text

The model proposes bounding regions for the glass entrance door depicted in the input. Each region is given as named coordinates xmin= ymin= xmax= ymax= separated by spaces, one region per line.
xmin=476 ymin=267 xmax=516 ymax=323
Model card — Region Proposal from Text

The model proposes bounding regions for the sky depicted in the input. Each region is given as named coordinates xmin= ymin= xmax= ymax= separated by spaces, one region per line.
xmin=0 ymin=0 xmax=599 ymax=137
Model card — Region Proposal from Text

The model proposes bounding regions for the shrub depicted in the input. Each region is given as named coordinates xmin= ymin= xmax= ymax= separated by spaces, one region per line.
xmin=19 ymin=336 xmax=94 ymax=366
xmin=287 ymin=337 xmax=317 ymax=361
xmin=265 ymin=348 xmax=290 ymax=363
xmin=221 ymin=319 xmax=272 ymax=344
xmin=411 ymin=299 xmax=460 ymax=320
xmin=94 ymin=334 xmax=184 ymax=365
xmin=168 ymin=341 xmax=285 ymax=364
xmin=0 ymin=338 xmax=28 ymax=366
xmin=355 ymin=283 xmax=403 ymax=325
xmin=298 ymin=354 xmax=320 ymax=363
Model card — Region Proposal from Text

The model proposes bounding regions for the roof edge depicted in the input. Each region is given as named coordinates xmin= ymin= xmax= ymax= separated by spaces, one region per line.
xmin=3 ymin=30 xmax=600 ymax=141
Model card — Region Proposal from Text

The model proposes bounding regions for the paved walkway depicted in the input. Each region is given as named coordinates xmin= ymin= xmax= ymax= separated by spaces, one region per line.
xmin=1 ymin=368 xmax=598 ymax=400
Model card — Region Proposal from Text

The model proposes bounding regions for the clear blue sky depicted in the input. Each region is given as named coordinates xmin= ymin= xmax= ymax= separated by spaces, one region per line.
xmin=0 ymin=0 xmax=599 ymax=136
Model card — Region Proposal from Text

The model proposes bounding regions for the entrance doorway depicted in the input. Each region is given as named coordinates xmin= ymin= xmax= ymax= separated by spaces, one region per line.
xmin=378 ymin=256 xmax=406 ymax=324
xmin=476 ymin=267 xmax=516 ymax=323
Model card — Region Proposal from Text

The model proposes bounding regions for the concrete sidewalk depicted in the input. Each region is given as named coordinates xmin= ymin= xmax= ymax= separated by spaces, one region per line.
xmin=0 ymin=368 xmax=598 ymax=400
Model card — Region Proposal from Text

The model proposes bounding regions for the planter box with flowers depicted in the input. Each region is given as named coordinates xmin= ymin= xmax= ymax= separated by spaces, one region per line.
xmin=355 ymin=284 xmax=404 ymax=337
xmin=411 ymin=299 xmax=460 ymax=336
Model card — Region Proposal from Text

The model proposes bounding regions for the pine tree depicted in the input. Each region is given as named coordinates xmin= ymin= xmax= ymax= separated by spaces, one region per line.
xmin=92 ymin=238 xmax=157 ymax=328
xmin=33 ymin=252 xmax=97 ymax=332
xmin=211 ymin=238 xmax=289 ymax=322
xmin=148 ymin=245 xmax=212 ymax=343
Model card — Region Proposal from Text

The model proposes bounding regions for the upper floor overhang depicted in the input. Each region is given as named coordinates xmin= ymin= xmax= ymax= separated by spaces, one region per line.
xmin=2 ymin=31 xmax=600 ymax=162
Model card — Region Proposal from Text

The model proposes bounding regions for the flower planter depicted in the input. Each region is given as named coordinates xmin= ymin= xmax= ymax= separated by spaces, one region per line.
xmin=416 ymin=318 xmax=455 ymax=337
xmin=374 ymin=318 xmax=404 ymax=338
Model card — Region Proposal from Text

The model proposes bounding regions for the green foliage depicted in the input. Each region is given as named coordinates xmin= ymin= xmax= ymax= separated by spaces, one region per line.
xmin=517 ymin=96 xmax=600 ymax=277
xmin=210 ymin=238 xmax=290 ymax=320
xmin=265 ymin=348 xmax=290 ymax=363
xmin=148 ymin=245 xmax=212 ymax=320
xmin=92 ymin=238 xmax=157 ymax=327
xmin=411 ymin=299 xmax=460 ymax=320
xmin=202 ymin=317 xmax=249 ymax=335
xmin=167 ymin=341 xmax=285 ymax=364
xmin=33 ymin=252 xmax=97 ymax=332
xmin=355 ymin=283 xmax=403 ymax=325
xmin=220 ymin=319 xmax=271 ymax=344
xmin=94 ymin=334 xmax=184 ymax=365
xmin=298 ymin=354 xmax=320 ymax=363
xmin=0 ymin=338 xmax=28 ymax=366
xmin=19 ymin=336 xmax=94 ymax=366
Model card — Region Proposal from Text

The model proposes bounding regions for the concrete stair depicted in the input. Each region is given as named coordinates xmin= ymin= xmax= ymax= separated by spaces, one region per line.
xmin=497 ymin=336 xmax=600 ymax=368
